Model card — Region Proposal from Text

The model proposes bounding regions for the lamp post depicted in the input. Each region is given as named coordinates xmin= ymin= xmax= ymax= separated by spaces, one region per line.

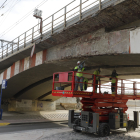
xmin=33 ymin=9 xmax=43 ymax=35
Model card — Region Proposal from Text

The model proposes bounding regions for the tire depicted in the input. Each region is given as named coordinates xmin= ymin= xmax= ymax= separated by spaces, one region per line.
xmin=126 ymin=120 xmax=136 ymax=132
xmin=73 ymin=119 xmax=81 ymax=132
xmin=99 ymin=123 xmax=110 ymax=137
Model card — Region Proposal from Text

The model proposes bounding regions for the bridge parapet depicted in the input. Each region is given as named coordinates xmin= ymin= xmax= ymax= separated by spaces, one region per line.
xmin=0 ymin=0 xmax=119 ymax=60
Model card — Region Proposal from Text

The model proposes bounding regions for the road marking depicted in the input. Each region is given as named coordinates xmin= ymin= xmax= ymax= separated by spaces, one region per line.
xmin=0 ymin=123 xmax=10 ymax=126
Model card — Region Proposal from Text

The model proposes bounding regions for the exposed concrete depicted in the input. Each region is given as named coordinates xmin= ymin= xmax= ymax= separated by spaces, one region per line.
xmin=56 ymin=97 xmax=77 ymax=105
xmin=46 ymin=28 xmax=130 ymax=61
xmin=1 ymin=0 xmax=140 ymax=71
xmin=8 ymin=99 xmax=55 ymax=112
xmin=2 ymin=28 xmax=140 ymax=101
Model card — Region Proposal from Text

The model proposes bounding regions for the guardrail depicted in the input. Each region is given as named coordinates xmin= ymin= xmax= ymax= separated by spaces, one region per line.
xmin=0 ymin=0 xmax=113 ymax=60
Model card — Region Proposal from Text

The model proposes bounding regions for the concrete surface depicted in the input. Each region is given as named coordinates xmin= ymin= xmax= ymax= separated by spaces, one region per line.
xmin=2 ymin=27 xmax=140 ymax=102
xmin=0 ymin=106 xmax=139 ymax=126
xmin=0 ymin=117 xmax=140 ymax=140
xmin=8 ymin=100 xmax=56 ymax=112
xmin=0 ymin=110 xmax=68 ymax=125
xmin=1 ymin=0 xmax=140 ymax=71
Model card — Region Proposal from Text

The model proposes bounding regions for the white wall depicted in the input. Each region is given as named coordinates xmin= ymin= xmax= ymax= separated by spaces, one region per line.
xmin=56 ymin=97 xmax=77 ymax=105
xmin=130 ymin=28 xmax=140 ymax=53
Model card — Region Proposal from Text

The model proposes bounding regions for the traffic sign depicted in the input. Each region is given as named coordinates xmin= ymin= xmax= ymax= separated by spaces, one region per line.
xmin=2 ymin=79 xmax=7 ymax=89
xmin=31 ymin=44 xmax=35 ymax=58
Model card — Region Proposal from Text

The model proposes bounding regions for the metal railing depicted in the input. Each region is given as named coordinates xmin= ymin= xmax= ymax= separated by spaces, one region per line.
xmin=0 ymin=0 xmax=114 ymax=60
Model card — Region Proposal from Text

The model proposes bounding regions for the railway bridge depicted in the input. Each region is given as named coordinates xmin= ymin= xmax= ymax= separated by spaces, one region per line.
xmin=1 ymin=0 xmax=140 ymax=111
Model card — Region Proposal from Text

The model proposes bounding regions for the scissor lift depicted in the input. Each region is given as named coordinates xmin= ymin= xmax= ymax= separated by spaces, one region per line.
xmin=52 ymin=71 xmax=140 ymax=137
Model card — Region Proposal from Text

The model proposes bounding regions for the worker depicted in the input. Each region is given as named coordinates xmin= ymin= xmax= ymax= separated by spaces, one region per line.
xmin=110 ymin=69 xmax=118 ymax=95
xmin=93 ymin=68 xmax=101 ymax=93
xmin=74 ymin=61 xmax=85 ymax=91
xmin=83 ymin=77 xmax=88 ymax=90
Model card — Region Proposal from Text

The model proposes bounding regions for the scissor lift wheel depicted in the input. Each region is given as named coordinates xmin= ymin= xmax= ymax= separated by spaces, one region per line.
xmin=99 ymin=123 xmax=110 ymax=137
xmin=126 ymin=120 xmax=136 ymax=132
xmin=73 ymin=119 xmax=81 ymax=132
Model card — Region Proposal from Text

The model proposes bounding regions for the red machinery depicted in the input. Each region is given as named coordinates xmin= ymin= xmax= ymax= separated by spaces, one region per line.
xmin=52 ymin=71 xmax=140 ymax=136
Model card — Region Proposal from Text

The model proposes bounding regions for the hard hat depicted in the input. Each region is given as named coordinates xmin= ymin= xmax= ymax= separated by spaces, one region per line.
xmin=77 ymin=61 xmax=81 ymax=64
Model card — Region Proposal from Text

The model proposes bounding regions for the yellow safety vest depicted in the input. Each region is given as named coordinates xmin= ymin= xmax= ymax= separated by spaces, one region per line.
xmin=74 ymin=66 xmax=85 ymax=77
xmin=111 ymin=76 xmax=118 ymax=83
xmin=93 ymin=70 xmax=100 ymax=80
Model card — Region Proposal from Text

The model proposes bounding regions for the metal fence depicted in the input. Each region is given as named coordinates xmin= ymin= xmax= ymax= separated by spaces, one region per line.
xmin=0 ymin=0 xmax=114 ymax=60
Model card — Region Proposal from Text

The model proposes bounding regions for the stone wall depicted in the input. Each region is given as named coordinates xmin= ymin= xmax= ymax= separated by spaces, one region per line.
xmin=8 ymin=99 xmax=56 ymax=112
xmin=56 ymin=97 xmax=77 ymax=105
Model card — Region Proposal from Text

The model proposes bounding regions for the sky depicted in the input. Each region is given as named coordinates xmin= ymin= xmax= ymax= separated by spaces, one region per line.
xmin=0 ymin=0 xmax=77 ymax=41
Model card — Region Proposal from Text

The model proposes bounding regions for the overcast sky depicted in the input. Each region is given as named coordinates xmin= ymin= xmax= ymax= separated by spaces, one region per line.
xmin=0 ymin=0 xmax=75 ymax=41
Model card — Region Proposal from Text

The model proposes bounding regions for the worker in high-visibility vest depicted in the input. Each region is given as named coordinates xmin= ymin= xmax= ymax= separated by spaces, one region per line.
xmin=74 ymin=61 xmax=85 ymax=91
xmin=110 ymin=69 xmax=118 ymax=95
xmin=83 ymin=78 xmax=88 ymax=90
xmin=93 ymin=68 xmax=101 ymax=93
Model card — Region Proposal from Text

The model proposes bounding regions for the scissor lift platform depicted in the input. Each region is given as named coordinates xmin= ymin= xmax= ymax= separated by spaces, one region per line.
xmin=52 ymin=71 xmax=140 ymax=136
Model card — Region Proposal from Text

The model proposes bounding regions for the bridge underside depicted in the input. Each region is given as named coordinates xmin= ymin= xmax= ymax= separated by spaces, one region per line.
xmin=2 ymin=0 xmax=140 ymax=101
xmin=3 ymin=54 xmax=140 ymax=101
xmin=1 ymin=0 xmax=140 ymax=71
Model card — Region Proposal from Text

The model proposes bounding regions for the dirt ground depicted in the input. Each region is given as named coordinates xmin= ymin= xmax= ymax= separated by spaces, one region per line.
xmin=40 ymin=127 xmax=140 ymax=140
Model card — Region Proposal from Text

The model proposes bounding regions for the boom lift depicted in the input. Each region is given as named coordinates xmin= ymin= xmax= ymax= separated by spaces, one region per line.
xmin=52 ymin=71 xmax=139 ymax=137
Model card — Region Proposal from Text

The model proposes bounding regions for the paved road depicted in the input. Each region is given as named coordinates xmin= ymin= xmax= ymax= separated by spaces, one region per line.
xmin=0 ymin=120 xmax=139 ymax=140
xmin=0 ymin=121 xmax=68 ymax=133
xmin=0 ymin=108 xmax=140 ymax=140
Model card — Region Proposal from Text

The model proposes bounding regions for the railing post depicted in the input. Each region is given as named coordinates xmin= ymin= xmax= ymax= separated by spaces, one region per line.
xmin=2 ymin=47 xmax=3 ymax=59
xmin=11 ymin=41 xmax=13 ymax=54
xmin=115 ymin=78 xmax=118 ymax=96
xmin=79 ymin=0 xmax=82 ymax=20
xmin=1 ymin=41 xmax=3 ymax=59
xmin=99 ymin=0 xmax=101 ymax=10
xmin=52 ymin=73 xmax=55 ymax=90
xmin=51 ymin=14 xmax=54 ymax=35
xmin=99 ymin=80 xmax=101 ymax=93
xmin=121 ymin=80 xmax=123 ymax=95
xmin=17 ymin=36 xmax=19 ymax=51
xmin=6 ymin=44 xmax=8 ymax=56
xmin=93 ymin=75 xmax=96 ymax=94
xmin=72 ymin=71 xmax=75 ymax=91
xmin=64 ymin=6 xmax=67 ymax=27
xmin=24 ymin=32 xmax=26 ymax=48
xmin=133 ymin=82 xmax=136 ymax=96
xmin=42 ymin=21 xmax=43 ymax=35
xmin=32 ymin=27 xmax=34 ymax=43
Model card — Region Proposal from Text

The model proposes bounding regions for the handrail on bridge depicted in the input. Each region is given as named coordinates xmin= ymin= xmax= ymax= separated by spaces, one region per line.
xmin=0 ymin=0 xmax=104 ymax=59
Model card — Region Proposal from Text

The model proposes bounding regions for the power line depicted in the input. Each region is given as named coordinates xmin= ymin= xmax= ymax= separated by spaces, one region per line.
xmin=1 ymin=0 xmax=19 ymax=16
xmin=0 ymin=0 xmax=49 ymax=38
xmin=0 ymin=0 xmax=7 ymax=9
xmin=0 ymin=0 xmax=15 ymax=11
xmin=0 ymin=0 xmax=19 ymax=26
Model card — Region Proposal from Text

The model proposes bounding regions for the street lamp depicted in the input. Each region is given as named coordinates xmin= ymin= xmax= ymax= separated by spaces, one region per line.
xmin=33 ymin=9 xmax=43 ymax=35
